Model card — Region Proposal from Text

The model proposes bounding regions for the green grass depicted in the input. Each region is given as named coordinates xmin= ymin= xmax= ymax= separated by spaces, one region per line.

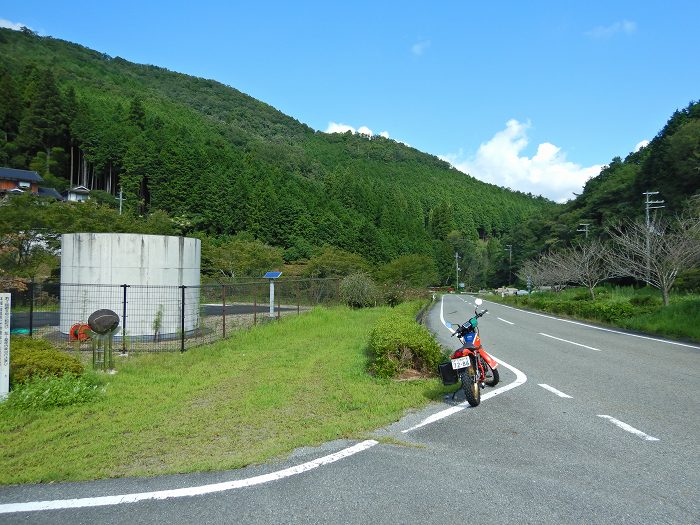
xmin=0 ymin=305 xmax=447 ymax=485
xmin=489 ymin=286 xmax=700 ymax=342
xmin=617 ymin=295 xmax=700 ymax=341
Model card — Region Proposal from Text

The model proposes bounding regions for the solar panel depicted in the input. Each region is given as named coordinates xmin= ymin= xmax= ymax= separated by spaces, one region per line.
xmin=264 ymin=271 xmax=282 ymax=279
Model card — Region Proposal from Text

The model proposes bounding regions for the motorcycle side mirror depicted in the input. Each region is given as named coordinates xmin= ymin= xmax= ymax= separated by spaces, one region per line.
xmin=474 ymin=298 xmax=483 ymax=306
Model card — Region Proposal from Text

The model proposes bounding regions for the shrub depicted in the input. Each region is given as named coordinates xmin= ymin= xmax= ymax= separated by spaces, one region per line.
xmin=673 ymin=268 xmax=700 ymax=293
xmin=368 ymin=309 xmax=444 ymax=379
xmin=2 ymin=373 xmax=103 ymax=410
xmin=382 ymin=282 xmax=408 ymax=307
xmin=340 ymin=272 xmax=379 ymax=308
xmin=577 ymin=301 xmax=634 ymax=323
xmin=629 ymin=295 xmax=661 ymax=307
xmin=9 ymin=336 xmax=84 ymax=386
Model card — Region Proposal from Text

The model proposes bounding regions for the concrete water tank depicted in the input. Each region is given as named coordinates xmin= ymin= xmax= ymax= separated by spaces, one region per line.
xmin=59 ymin=233 xmax=201 ymax=338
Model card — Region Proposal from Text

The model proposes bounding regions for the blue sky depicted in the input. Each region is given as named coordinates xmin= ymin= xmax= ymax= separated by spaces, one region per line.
xmin=2 ymin=1 xmax=698 ymax=202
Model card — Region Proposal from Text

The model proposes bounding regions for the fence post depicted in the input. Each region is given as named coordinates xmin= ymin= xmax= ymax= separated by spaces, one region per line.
xmin=29 ymin=278 xmax=35 ymax=337
xmin=296 ymin=280 xmax=300 ymax=315
xmin=277 ymin=281 xmax=281 ymax=320
xmin=180 ymin=285 xmax=186 ymax=352
xmin=252 ymin=283 xmax=256 ymax=325
xmin=222 ymin=284 xmax=226 ymax=338
xmin=121 ymin=284 xmax=129 ymax=354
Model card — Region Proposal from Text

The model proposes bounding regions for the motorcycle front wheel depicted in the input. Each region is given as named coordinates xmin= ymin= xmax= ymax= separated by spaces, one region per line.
xmin=460 ymin=365 xmax=481 ymax=407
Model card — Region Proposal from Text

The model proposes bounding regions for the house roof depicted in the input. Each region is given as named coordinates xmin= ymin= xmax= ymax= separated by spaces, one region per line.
xmin=68 ymin=185 xmax=90 ymax=194
xmin=38 ymin=187 xmax=64 ymax=200
xmin=0 ymin=167 xmax=44 ymax=183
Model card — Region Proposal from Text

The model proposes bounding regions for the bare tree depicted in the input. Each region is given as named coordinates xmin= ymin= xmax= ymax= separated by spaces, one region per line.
xmin=517 ymin=253 xmax=570 ymax=292
xmin=516 ymin=258 xmax=542 ymax=290
xmin=607 ymin=217 xmax=700 ymax=305
xmin=549 ymin=239 xmax=622 ymax=300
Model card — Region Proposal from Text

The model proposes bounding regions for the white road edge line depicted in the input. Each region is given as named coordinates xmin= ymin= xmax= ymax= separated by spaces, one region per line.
xmin=401 ymin=296 xmax=527 ymax=434
xmin=597 ymin=415 xmax=660 ymax=442
xmin=0 ymin=440 xmax=379 ymax=514
xmin=498 ymin=317 xmax=514 ymax=325
xmin=539 ymin=332 xmax=601 ymax=351
xmin=490 ymin=300 xmax=700 ymax=350
xmin=538 ymin=383 xmax=573 ymax=398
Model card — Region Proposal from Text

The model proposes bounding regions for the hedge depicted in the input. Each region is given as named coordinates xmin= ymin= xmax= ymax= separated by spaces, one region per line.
xmin=9 ymin=336 xmax=84 ymax=386
xmin=368 ymin=305 xmax=444 ymax=379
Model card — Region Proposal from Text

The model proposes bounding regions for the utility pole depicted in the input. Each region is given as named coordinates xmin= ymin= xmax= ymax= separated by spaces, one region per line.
xmin=577 ymin=223 xmax=590 ymax=238
xmin=505 ymin=244 xmax=512 ymax=286
xmin=454 ymin=252 xmax=461 ymax=291
xmin=118 ymin=186 xmax=125 ymax=215
xmin=642 ymin=191 xmax=665 ymax=285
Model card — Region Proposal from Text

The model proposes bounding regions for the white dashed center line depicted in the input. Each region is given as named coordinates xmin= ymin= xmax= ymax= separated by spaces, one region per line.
xmin=538 ymin=383 xmax=573 ymax=398
xmin=598 ymin=415 xmax=660 ymax=441
xmin=539 ymin=332 xmax=601 ymax=351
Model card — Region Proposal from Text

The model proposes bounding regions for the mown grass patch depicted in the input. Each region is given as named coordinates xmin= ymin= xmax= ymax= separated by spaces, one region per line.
xmin=0 ymin=305 xmax=447 ymax=485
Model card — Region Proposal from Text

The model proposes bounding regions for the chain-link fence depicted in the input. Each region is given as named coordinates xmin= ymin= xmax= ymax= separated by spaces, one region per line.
xmin=3 ymin=278 xmax=340 ymax=352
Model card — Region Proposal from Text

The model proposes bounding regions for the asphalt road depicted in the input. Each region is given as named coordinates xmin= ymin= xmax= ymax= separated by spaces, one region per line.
xmin=2 ymin=294 xmax=698 ymax=524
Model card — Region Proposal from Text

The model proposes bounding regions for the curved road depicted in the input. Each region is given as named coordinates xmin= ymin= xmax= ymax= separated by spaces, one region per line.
xmin=1 ymin=295 xmax=698 ymax=524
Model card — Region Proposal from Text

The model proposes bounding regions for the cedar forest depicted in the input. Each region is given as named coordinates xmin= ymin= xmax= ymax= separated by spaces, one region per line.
xmin=1 ymin=28 xmax=698 ymax=289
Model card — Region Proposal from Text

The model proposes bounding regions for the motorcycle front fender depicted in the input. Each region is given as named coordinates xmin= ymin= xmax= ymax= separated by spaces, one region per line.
xmin=478 ymin=348 xmax=498 ymax=368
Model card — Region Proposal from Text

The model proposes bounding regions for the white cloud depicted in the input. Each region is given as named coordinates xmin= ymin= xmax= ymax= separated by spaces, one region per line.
xmin=585 ymin=20 xmax=637 ymax=39
xmin=411 ymin=40 xmax=431 ymax=56
xmin=325 ymin=122 xmax=356 ymax=134
xmin=324 ymin=122 xmax=390 ymax=140
xmin=0 ymin=18 xmax=29 ymax=31
xmin=634 ymin=139 xmax=649 ymax=152
xmin=440 ymin=119 xmax=602 ymax=203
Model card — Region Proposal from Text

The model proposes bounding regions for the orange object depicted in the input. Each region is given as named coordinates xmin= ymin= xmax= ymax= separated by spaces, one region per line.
xmin=69 ymin=323 xmax=91 ymax=342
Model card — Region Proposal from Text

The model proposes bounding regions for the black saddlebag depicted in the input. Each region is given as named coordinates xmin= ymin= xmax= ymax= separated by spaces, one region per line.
xmin=438 ymin=362 xmax=459 ymax=385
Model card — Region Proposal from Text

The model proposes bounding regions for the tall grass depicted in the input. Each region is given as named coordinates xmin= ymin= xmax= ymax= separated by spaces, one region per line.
xmin=617 ymin=295 xmax=700 ymax=341
xmin=492 ymin=286 xmax=700 ymax=342
xmin=0 ymin=305 xmax=446 ymax=485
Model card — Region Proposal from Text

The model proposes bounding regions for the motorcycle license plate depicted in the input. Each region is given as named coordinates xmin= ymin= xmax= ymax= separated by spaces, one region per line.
xmin=451 ymin=356 xmax=470 ymax=370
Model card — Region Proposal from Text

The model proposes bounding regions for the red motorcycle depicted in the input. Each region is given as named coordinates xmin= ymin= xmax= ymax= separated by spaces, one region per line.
xmin=438 ymin=298 xmax=499 ymax=406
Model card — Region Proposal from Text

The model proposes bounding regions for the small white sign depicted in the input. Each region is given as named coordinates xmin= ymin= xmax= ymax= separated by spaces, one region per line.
xmin=0 ymin=293 xmax=10 ymax=401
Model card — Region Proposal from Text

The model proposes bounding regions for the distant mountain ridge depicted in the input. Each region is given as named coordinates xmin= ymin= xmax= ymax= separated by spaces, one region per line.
xmin=0 ymin=27 xmax=551 ymax=285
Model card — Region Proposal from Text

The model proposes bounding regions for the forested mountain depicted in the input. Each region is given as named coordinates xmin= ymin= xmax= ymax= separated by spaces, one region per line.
xmin=0 ymin=27 xmax=552 ymax=286
xmin=512 ymin=101 xmax=700 ymax=271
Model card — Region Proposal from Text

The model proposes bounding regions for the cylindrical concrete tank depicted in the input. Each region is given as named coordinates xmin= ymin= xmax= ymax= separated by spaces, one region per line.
xmin=60 ymin=233 xmax=201 ymax=338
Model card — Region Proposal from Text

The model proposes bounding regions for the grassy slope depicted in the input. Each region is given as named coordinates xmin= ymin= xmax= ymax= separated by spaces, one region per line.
xmin=490 ymin=287 xmax=700 ymax=343
xmin=0 ymin=305 xmax=447 ymax=485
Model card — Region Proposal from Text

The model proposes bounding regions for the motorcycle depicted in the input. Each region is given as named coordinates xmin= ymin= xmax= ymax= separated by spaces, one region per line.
xmin=438 ymin=298 xmax=499 ymax=407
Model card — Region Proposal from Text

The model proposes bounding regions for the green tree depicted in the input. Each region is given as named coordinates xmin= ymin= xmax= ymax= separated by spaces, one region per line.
xmin=378 ymin=254 xmax=438 ymax=287
xmin=303 ymin=247 xmax=371 ymax=278
xmin=15 ymin=68 xmax=68 ymax=175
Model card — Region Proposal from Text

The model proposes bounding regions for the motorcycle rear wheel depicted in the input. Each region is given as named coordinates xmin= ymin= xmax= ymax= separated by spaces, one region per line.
xmin=461 ymin=367 xmax=481 ymax=407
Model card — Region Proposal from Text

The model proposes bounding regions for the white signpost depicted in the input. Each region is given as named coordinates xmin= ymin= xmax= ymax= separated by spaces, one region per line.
xmin=264 ymin=272 xmax=282 ymax=318
xmin=0 ymin=293 xmax=10 ymax=401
